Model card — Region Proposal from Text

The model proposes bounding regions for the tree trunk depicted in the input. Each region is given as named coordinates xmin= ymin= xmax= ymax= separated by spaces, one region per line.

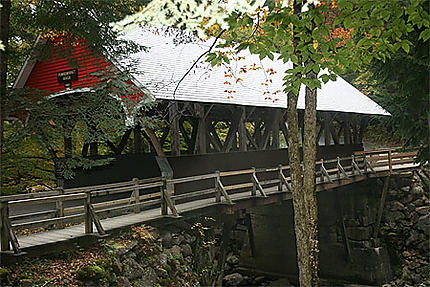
xmin=303 ymin=71 xmax=319 ymax=286
xmin=0 ymin=0 xmax=11 ymax=195
xmin=287 ymin=91 xmax=312 ymax=287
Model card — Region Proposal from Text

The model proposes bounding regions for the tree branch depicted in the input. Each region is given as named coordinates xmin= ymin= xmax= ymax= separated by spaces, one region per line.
xmin=173 ymin=29 xmax=226 ymax=98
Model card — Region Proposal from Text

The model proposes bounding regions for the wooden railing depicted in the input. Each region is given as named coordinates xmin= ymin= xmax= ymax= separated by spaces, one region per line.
xmin=0 ymin=149 xmax=418 ymax=254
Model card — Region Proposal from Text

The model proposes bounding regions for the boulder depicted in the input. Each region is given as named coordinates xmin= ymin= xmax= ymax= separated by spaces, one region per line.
xmin=389 ymin=201 xmax=405 ymax=211
xmin=136 ymin=267 xmax=158 ymax=287
xmin=123 ymin=258 xmax=145 ymax=280
xmin=184 ymin=233 xmax=196 ymax=244
xmin=161 ymin=231 xmax=173 ymax=248
xmin=166 ymin=245 xmax=183 ymax=259
xmin=415 ymin=206 xmax=429 ymax=215
xmin=226 ymin=254 xmax=240 ymax=265
xmin=417 ymin=214 xmax=430 ymax=236
xmin=117 ymin=276 xmax=131 ymax=287
xmin=224 ymin=273 xmax=244 ymax=286
xmin=181 ymin=243 xmax=193 ymax=257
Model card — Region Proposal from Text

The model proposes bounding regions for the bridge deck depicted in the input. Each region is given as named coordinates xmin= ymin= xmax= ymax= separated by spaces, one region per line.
xmin=0 ymin=149 xmax=419 ymax=260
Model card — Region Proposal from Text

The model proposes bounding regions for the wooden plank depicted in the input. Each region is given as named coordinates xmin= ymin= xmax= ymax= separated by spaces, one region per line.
xmin=224 ymin=182 xmax=253 ymax=191
xmin=168 ymin=173 xmax=216 ymax=185
xmin=217 ymin=179 xmax=233 ymax=205
xmin=220 ymin=169 xmax=254 ymax=177
xmin=252 ymin=173 xmax=267 ymax=197
xmin=12 ymin=213 xmax=85 ymax=230
xmin=96 ymin=199 xmax=162 ymax=215
xmin=9 ymin=193 xmax=86 ymax=207
xmin=172 ymin=188 xmax=216 ymax=201
xmin=10 ymin=210 xmax=57 ymax=221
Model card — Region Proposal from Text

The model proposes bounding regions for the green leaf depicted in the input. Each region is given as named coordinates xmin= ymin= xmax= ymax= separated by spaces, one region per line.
xmin=401 ymin=41 xmax=410 ymax=53
xmin=419 ymin=29 xmax=430 ymax=42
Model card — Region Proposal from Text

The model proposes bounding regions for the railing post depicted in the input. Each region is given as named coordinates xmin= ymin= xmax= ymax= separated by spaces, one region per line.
xmin=363 ymin=154 xmax=367 ymax=173
xmin=251 ymin=167 xmax=257 ymax=196
xmin=215 ymin=170 xmax=221 ymax=203
xmin=84 ymin=192 xmax=93 ymax=234
xmin=0 ymin=201 xmax=10 ymax=251
xmin=161 ymin=174 xmax=168 ymax=215
xmin=388 ymin=150 xmax=393 ymax=173
xmin=132 ymin=178 xmax=140 ymax=213
xmin=320 ymin=159 xmax=325 ymax=183
xmin=278 ymin=165 xmax=283 ymax=191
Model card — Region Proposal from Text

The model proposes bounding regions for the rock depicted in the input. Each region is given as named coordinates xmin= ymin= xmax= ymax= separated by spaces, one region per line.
xmin=252 ymin=276 xmax=266 ymax=285
xmin=173 ymin=234 xmax=185 ymax=245
xmin=401 ymin=193 xmax=415 ymax=205
xmin=224 ymin=273 xmax=244 ymax=286
xmin=406 ymin=230 xmax=420 ymax=247
xmin=156 ymin=267 xmax=169 ymax=278
xmin=226 ymin=254 xmax=240 ymax=265
xmin=385 ymin=211 xmax=405 ymax=222
xmin=0 ymin=268 xmax=10 ymax=283
xmin=123 ymin=258 xmax=145 ymax=280
xmin=269 ymin=278 xmax=293 ymax=287
xmin=417 ymin=214 xmax=430 ymax=236
xmin=117 ymin=276 xmax=131 ymax=287
xmin=412 ymin=198 xmax=425 ymax=207
xmin=389 ymin=201 xmax=405 ymax=211
xmin=166 ymin=245 xmax=183 ymax=259
xmin=184 ymin=233 xmax=196 ymax=244
xmin=416 ymin=206 xmax=429 ymax=215
xmin=181 ymin=243 xmax=193 ymax=257
xmin=161 ymin=231 xmax=173 ymax=248
xmin=159 ymin=253 xmax=168 ymax=265
xmin=401 ymin=186 xmax=410 ymax=193
xmin=411 ymin=185 xmax=424 ymax=196
xmin=136 ymin=267 xmax=158 ymax=287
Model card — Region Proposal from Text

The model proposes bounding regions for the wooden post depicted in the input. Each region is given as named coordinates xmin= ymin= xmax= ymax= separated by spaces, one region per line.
xmin=320 ymin=159 xmax=325 ymax=183
xmin=251 ymin=168 xmax=257 ymax=196
xmin=169 ymin=102 xmax=180 ymax=156
xmin=84 ymin=192 xmax=93 ymax=234
xmin=238 ymin=107 xmax=247 ymax=152
xmin=215 ymin=170 xmax=221 ymax=203
xmin=278 ymin=165 xmax=283 ymax=191
xmin=374 ymin=175 xmax=390 ymax=239
xmin=161 ymin=174 xmax=168 ymax=215
xmin=323 ymin=113 xmax=331 ymax=146
xmin=0 ymin=201 xmax=10 ymax=251
xmin=388 ymin=150 xmax=393 ymax=173
xmin=343 ymin=115 xmax=351 ymax=145
xmin=132 ymin=178 xmax=140 ymax=213
xmin=195 ymin=104 xmax=207 ymax=154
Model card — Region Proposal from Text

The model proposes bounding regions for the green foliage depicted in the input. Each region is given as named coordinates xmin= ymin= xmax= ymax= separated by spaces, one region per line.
xmin=343 ymin=1 xmax=429 ymax=162
xmin=76 ymin=264 xmax=107 ymax=282
xmin=3 ymin=0 xmax=157 ymax=193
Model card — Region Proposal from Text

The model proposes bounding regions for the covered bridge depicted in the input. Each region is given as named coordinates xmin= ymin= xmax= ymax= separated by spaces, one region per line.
xmin=13 ymin=27 xmax=389 ymax=186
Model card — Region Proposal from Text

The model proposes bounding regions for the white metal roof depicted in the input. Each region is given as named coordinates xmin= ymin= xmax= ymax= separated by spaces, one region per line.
xmin=120 ymin=27 xmax=389 ymax=116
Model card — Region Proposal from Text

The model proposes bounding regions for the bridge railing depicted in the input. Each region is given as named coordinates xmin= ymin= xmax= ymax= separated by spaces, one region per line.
xmin=0 ymin=149 xmax=418 ymax=254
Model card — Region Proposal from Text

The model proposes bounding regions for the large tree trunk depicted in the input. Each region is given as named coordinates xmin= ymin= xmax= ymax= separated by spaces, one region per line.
xmin=0 ymin=0 xmax=11 ymax=195
xmin=287 ymin=91 xmax=313 ymax=287
xmin=303 ymin=71 xmax=319 ymax=286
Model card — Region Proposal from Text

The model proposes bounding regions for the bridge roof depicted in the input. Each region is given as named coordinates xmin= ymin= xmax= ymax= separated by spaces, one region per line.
xmin=119 ymin=27 xmax=389 ymax=116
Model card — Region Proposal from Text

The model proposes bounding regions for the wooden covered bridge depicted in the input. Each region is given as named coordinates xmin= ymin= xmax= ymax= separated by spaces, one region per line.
xmin=2 ymin=27 xmax=416 ymax=259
